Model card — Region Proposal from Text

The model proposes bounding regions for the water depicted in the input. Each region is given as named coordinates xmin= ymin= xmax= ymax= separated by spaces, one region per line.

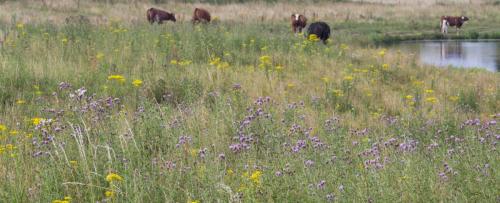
xmin=390 ymin=40 xmax=500 ymax=72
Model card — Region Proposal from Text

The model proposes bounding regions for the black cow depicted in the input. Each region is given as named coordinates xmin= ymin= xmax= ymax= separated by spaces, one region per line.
xmin=306 ymin=21 xmax=331 ymax=44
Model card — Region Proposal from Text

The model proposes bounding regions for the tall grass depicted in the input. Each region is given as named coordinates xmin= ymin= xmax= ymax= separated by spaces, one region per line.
xmin=0 ymin=2 xmax=499 ymax=203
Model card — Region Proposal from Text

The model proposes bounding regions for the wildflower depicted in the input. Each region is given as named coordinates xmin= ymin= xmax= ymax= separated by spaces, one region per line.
xmin=227 ymin=169 xmax=234 ymax=176
xmin=170 ymin=59 xmax=178 ymax=65
xmin=343 ymin=75 xmax=354 ymax=81
xmin=250 ymin=170 xmax=262 ymax=185
xmin=332 ymin=90 xmax=343 ymax=97
xmin=16 ymin=99 xmax=26 ymax=105
xmin=317 ymin=180 xmax=326 ymax=189
xmin=382 ymin=64 xmax=389 ymax=70
xmin=107 ymin=75 xmax=125 ymax=82
xmin=64 ymin=196 xmax=72 ymax=201
xmin=61 ymin=38 xmax=68 ymax=44
xmin=32 ymin=117 xmax=43 ymax=126
xmin=16 ymin=23 xmax=24 ymax=29
xmin=340 ymin=44 xmax=349 ymax=50
xmin=217 ymin=62 xmax=230 ymax=69
xmin=178 ymin=60 xmax=192 ymax=66
xmin=287 ymin=83 xmax=295 ymax=89
xmin=104 ymin=190 xmax=115 ymax=198
xmin=132 ymin=79 xmax=143 ymax=87
xmin=275 ymin=64 xmax=284 ymax=71
xmin=405 ymin=95 xmax=413 ymax=100
xmin=308 ymin=34 xmax=320 ymax=42
xmin=190 ymin=200 xmax=200 ymax=203
xmin=6 ymin=144 xmax=16 ymax=150
xmin=259 ymin=55 xmax=271 ymax=65
xmin=378 ymin=49 xmax=386 ymax=57
xmin=96 ymin=52 xmax=105 ymax=60
xmin=0 ymin=125 xmax=6 ymax=131
xmin=425 ymin=97 xmax=438 ymax=104
xmin=52 ymin=200 xmax=69 ymax=203
xmin=321 ymin=77 xmax=330 ymax=83
xmin=9 ymin=130 xmax=18 ymax=136
xmin=209 ymin=57 xmax=221 ymax=66
xmin=449 ymin=96 xmax=459 ymax=102
xmin=425 ymin=89 xmax=434 ymax=94
xmin=304 ymin=160 xmax=314 ymax=167
xmin=69 ymin=160 xmax=77 ymax=167
xmin=105 ymin=172 xmax=123 ymax=182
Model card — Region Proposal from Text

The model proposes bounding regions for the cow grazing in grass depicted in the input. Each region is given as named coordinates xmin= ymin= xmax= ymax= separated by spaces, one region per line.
xmin=440 ymin=16 xmax=469 ymax=34
xmin=306 ymin=21 xmax=331 ymax=44
xmin=291 ymin=13 xmax=307 ymax=34
xmin=192 ymin=8 xmax=211 ymax=24
xmin=147 ymin=8 xmax=176 ymax=24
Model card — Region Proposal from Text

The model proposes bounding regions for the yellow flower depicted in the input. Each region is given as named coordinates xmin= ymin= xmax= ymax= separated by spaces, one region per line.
xmin=227 ymin=169 xmax=234 ymax=176
xmin=259 ymin=55 xmax=271 ymax=64
xmin=69 ymin=160 xmax=77 ymax=167
xmin=378 ymin=49 xmax=386 ymax=57
xmin=105 ymin=190 xmax=115 ymax=198
xmin=321 ymin=77 xmax=330 ymax=83
xmin=6 ymin=144 xmax=16 ymax=150
xmin=340 ymin=44 xmax=349 ymax=50
xmin=287 ymin=83 xmax=295 ymax=89
xmin=64 ymin=196 xmax=72 ymax=201
xmin=0 ymin=125 xmax=6 ymax=131
xmin=9 ymin=130 xmax=18 ymax=135
xmin=179 ymin=60 xmax=192 ymax=66
xmin=62 ymin=38 xmax=68 ymax=44
xmin=32 ymin=117 xmax=43 ymax=126
xmin=170 ymin=59 xmax=178 ymax=65
xmin=449 ymin=96 xmax=459 ymax=102
xmin=250 ymin=170 xmax=262 ymax=184
xmin=275 ymin=64 xmax=284 ymax=71
xmin=52 ymin=200 xmax=69 ymax=203
xmin=382 ymin=64 xmax=389 ymax=70
xmin=209 ymin=57 xmax=221 ymax=66
xmin=425 ymin=89 xmax=434 ymax=94
xmin=96 ymin=52 xmax=105 ymax=60
xmin=217 ymin=62 xmax=230 ymax=69
xmin=16 ymin=23 xmax=24 ymax=29
xmin=405 ymin=95 xmax=413 ymax=100
xmin=105 ymin=172 xmax=123 ymax=182
xmin=16 ymin=99 xmax=26 ymax=105
xmin=308 ymin=34 xmax=320 ymax=42
xmin=425 ymin=97 xmax=438 ymax=104
xmin=107 ymin=75 xmax=125 ymax=82
xmin=332 ymin=89 xmax=344 ymax=97
xmin=343 ymin=75 xmax=354 ymax=81
xmin=190 ymin=200 xmax=200 ymax=203
xmin=132 ymin=79 xmax=143 ymax=87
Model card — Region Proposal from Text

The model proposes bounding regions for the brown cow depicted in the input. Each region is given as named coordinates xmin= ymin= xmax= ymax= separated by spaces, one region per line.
xmin=147 ymin=8 xmax=176 ymax=24
xmin=440 ymin=16 xmax=469 ymax=34
xmin=291 ymin=13 xmax=307 ymax=34
xmin=192 ymin=8 xmax=211 ymax=24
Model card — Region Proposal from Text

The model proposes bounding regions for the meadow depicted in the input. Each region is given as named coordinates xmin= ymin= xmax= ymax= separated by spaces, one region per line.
xmin=0 ymin=0 xmax=499 ymax=202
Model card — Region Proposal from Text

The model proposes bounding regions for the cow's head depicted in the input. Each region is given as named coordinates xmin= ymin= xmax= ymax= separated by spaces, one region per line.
xmin=461 ymin=16 xmax=469 ymax=22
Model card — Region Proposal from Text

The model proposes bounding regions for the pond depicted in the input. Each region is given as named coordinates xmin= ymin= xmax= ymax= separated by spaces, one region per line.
xmin=389 ymin=40 xmax=500 ymax=72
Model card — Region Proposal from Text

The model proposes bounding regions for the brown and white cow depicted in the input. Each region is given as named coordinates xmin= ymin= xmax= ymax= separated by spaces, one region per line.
xmin=147 ymin=8 xmax=176 ymax=24
xmin=291 ymin=13 xmax=307 ymax=34
xmin=192 ymin=8 xmax=211 ymax=24
xmin=440 ymin=16 xmax=469 ymax=34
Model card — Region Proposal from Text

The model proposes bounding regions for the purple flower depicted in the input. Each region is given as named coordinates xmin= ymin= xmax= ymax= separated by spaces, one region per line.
xmin=275 ymin=171 xmax=283 ymax=177
xmin=218 ymin=153 xmax=225 ymax=160
xmin=317 ymin=180 xmax=326 ymax=189
xmin=198 ymin=148 xmax=208 ymax=158
xmin=304 ymin=160 xmax=314 ymax=167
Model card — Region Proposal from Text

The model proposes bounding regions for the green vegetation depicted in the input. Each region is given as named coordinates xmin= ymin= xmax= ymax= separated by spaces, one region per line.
xmin=0 ymin=1 xmax=498 ymax=202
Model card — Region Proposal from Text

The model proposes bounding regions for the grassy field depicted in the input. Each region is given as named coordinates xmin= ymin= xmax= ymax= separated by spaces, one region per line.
xmin=0 ymin=1 xmax=499 ymax=202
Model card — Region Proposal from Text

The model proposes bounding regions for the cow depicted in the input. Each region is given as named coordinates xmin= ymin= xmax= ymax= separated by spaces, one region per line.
xmin=291 ymin=13 xmax=307 ymax=34
xmin=440 ymin=16 xmax=469 ymax=34
xmin=192 ymin=8 xmax=211 ymax=24
xmin=147 ymin=8 xmax=176 ymax=24
xmin=306 ymin=21 xmax=331 ymax=44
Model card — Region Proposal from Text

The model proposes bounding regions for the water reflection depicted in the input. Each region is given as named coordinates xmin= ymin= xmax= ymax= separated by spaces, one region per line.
xmin=393 ymin=40 xmax=500 ymax=72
